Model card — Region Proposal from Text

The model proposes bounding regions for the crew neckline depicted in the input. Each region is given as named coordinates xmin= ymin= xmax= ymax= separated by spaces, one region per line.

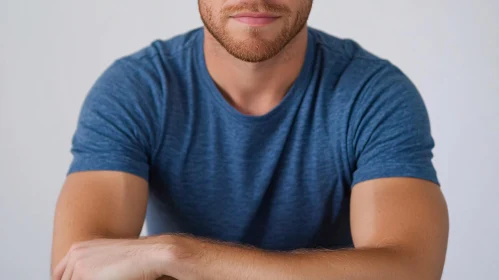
xmin=196 ymin=27 xmax=317 ymax=124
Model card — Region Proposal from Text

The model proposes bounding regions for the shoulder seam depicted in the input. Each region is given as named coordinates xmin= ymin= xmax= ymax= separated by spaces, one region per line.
xmin=313 ymin=32 xmax=388 ymax=63
xmin=122 ymin=32 xmax=200 ymax=63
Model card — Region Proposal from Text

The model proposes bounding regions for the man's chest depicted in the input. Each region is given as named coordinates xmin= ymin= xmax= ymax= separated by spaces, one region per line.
xmin=146 ymin=110 xmax=353 ymax=249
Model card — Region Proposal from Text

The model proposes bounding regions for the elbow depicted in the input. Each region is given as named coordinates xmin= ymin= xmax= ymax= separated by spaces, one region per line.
xmin=397 ymin=248 xmax=446 ymax=280
xmin=376 ymin=244 xmax=445 ymax=280
xmin=418 ymin=262 xmax=445 ymax=280
xmin=409 ymin=269 xmax=444 ymax=280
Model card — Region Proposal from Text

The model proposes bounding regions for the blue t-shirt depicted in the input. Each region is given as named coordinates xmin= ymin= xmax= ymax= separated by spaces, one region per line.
xmin=69 ymin=27 xmax=438 ymax=250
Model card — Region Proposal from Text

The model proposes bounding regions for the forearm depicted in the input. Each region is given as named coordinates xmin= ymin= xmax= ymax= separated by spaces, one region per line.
xmin=51 ymin=172 xmax=148 ymax=273
xmin=161 ymin=235 xmax=440 ymax=280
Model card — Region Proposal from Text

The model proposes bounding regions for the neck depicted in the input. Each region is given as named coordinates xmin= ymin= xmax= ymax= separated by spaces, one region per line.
xmin=203 ymin=27 xmax=309 ymax=116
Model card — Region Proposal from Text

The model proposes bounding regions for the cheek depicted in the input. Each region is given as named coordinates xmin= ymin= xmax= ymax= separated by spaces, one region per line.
xmin=265 ymin=0 xmax=288 ymax=4
xmin=200 ymin=1 xmax=220 ymax=19
xmin=199 ymin=3 xmax=214 ymax=22
xmin=269 ymin=0 xmax=300 ymax=8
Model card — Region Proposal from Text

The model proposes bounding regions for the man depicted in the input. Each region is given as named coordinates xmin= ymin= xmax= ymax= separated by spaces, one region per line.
xmin=51 ymin=0 xmax=449 ymax=279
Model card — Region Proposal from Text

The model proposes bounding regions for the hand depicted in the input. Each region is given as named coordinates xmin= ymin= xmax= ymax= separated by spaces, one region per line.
xmin=52 ymin=237 xmax=172 ymax=280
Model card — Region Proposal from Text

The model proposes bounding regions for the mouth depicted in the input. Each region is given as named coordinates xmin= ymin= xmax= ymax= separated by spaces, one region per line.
xmin=230 ymin=12 xmax=281 ymax=26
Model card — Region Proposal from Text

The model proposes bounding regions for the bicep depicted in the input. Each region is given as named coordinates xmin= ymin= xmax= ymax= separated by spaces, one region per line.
xmin=51 ymin=59 xmax=157 ymax=271
xmin=51 ymin=171 xmax=148 ymax=271
xmin=350 ymin=177 xmax=448 ymax=275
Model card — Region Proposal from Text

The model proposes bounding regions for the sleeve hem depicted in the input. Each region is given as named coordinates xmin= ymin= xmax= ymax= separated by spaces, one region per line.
xmin=67 ymin=156 xmax=150 ymax=181
xmin=352 ymin=163 xmax=439 ymax=187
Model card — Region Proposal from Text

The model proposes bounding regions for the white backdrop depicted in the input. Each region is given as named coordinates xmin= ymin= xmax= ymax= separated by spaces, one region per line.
xmin=1 ymin=0 xmax=498 ymax=279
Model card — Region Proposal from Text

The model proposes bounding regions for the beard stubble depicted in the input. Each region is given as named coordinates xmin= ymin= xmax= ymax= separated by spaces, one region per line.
xmin=199 ymin=1 xmax=313 ymax=63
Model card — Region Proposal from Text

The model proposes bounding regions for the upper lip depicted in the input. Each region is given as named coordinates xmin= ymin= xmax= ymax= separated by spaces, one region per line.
xmin=231 ymin=12 xmax=280 ymax=18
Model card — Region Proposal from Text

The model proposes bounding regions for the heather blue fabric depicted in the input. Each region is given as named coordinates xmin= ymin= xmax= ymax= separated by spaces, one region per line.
xmin=68 ymin=27 xmax=438 ymax=250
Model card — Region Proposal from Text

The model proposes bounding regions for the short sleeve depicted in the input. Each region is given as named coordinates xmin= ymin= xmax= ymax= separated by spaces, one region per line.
xmin=68 ymin=59 xmax=159 ymax=181
xmin=351 ymin=62 xmax=439 ymax=187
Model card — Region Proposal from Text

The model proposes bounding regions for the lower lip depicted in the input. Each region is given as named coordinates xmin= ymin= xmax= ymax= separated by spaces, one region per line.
xmin=232 ymin=17 xmax=279 ymax=26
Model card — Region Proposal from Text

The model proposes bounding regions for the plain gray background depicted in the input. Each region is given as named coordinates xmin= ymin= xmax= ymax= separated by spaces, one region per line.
xmin=1 ymin=0 xmax=498 ymax=279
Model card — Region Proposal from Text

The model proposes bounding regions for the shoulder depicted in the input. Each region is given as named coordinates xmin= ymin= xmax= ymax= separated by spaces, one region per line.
xmin=123 ymin=27 xmax=202 ymax=63
xmin=311 ymin=28 xmax=430 ymax=148
xmin=309 ymin=27 xmax=419 ymax=108
xmin=88 ymin=27 xmax=203 ymax=110
xmin=109 ymin=27 xmax=203 ymax=86
xmin=77 ymin=30 xmax=203 ymax=165
xmin=309 ymin=26 xmax=395 ymax=84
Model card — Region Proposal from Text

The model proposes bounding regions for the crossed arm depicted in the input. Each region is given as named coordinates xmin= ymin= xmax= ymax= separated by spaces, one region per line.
xmin=51 ymin=171 xmax=448 ymax=280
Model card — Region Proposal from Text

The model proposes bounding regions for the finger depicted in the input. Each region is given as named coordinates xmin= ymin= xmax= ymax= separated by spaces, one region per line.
xmin=60 ymin=256 xmax=76 ymax=280
xmin=54 ymin=239 xmax=117 ymax=280
xmin=60 ymin=245 xmax=83 ymax=280
xmin=52 ymin=253 xmax=69 ymax=280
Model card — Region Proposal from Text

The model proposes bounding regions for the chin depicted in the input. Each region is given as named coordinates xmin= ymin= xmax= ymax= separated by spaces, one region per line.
xmin=228 ymin=45 xmax=280 ymax=63
xmin=228 ymin=22 xmax=283 ymax=36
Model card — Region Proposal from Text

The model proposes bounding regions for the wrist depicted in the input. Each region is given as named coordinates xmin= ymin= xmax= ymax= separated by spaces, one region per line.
xmin=139 ymin=235 xmax=178 ymax=278
xmin=153 ymin=234 xmax=199 ymax=278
